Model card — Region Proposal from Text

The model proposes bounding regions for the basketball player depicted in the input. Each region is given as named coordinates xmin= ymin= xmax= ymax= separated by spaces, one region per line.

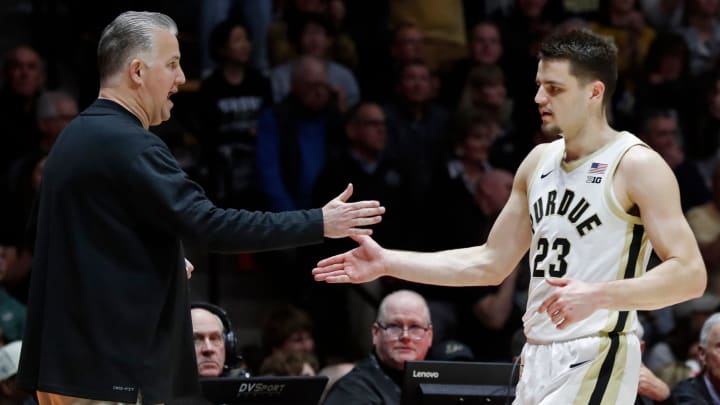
xmin=312 ymin=29 xmax=707 ymax=404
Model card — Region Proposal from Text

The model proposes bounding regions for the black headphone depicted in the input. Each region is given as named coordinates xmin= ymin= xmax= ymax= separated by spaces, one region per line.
xmin=191 ymin=302 xmax=240 ymax=369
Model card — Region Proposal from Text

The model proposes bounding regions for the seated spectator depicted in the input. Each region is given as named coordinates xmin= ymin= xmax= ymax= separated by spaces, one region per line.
xmin=199 ymin=0 xmax=273 ymax=74
xmin=261 ymin=304 xmax=316 ymax=369
xmin=322 ymin=289 xmax=433 ymax=405
xmin=270 ymin=13 xmax=359 ymax=108
xmin=456 ymin=64 xmax=513 ymax=135
xmin=191 ymin=302 xmax=248 ymax=378
xmin=256 ymin=55 xmax=345 ymax=212
xmin=0 ymin=341 xmax=36 ymax=405
xmin=256 ymin=55 xmax=347 ymax=304
xmin=671 ymin=312 xmax=720 ymax=403
xmin=197 ymin=17 xmax=273 ymax=209
xmin=259 ymin=350 xmax=319 ymax=376
xmin=389 ymin=22 xmax=425 ymax=69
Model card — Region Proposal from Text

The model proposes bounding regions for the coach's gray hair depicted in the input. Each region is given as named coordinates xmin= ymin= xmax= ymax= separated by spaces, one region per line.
xmin=97 ymin=11 xmax=178 ymax=84
xmin=700 ymin=312 xmax=720 ymax=347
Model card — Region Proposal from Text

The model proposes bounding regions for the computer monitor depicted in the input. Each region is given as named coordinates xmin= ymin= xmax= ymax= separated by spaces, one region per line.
xmin=401 ymin=360 xmax=519 ymax=405
xmin=199 ymin=375 xmax=328 ymax=405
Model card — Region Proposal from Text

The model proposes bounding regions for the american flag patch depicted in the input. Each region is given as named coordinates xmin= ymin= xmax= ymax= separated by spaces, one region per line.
xmin=588 ymin=162 xmax=608 ymax=174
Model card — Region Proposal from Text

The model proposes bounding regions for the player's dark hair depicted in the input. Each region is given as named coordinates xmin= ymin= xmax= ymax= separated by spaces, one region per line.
xmin=539 ymin=29 xmax=617 ymax=107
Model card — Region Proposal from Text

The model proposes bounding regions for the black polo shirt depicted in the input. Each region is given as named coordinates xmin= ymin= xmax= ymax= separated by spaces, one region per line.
xmin=17 ymin=99 xmax=323 ymax=403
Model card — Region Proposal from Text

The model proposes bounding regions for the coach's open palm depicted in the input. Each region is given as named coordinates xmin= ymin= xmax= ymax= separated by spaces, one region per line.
xmin=313 ymin=235 xmax=386 ymax=283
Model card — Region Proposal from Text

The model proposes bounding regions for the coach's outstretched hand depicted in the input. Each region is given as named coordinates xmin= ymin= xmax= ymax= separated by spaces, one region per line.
xmin=313 ymin=235 xmax=386 ymax=283
xmin=322 ymin=183 xmax=385 ymax=238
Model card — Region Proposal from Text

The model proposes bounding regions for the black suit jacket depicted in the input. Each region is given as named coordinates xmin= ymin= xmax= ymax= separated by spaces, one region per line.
xmin=322 ymin=354 xmax=401 ymax=405
xmin=17 ymin=99 xmax=324 ymax=403
xmin=671 ymin=374 xmax=718 ymax=404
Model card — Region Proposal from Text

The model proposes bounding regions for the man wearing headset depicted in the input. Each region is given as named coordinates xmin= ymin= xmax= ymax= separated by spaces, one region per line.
xmin=191 ymin=303 xmax=247 ymax=378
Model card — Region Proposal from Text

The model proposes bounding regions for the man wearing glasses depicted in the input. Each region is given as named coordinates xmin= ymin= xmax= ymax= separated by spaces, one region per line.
xmin=322 ymin=289 xmax=432 ymax=405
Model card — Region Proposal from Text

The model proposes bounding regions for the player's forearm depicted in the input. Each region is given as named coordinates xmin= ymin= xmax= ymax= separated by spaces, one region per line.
xmin=382 ymin=245 xmax=508 ymax=287
xmin=597 ymin=257 xmax=706 ymax=311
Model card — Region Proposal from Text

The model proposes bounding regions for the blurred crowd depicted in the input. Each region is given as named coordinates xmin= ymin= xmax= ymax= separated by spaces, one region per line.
xmin=2 ymin=0 xmax=720 ymax=402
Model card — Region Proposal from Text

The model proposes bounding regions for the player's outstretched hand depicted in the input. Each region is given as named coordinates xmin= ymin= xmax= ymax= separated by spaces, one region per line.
xmin=538 ymin=277 xmax=601 ymax=329
xmin=322 ymin=183 xmax=385 ymax=238
xmin=313 ymin=235 xmax=386 ymax=283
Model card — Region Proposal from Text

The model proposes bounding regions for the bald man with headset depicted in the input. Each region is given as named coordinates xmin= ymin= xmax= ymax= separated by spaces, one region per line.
xmin=190 ymin=302 xmax=248 ymax=378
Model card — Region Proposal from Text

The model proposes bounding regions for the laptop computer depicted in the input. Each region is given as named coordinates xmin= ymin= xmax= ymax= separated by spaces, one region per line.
xmin=400 ymin=360 xmax=518 ymax=405
xmin=199 ymin=376 xmax=328 ymax=405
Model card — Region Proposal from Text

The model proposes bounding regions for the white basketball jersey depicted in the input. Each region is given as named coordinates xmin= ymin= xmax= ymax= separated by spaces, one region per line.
xmin=523 ymin=131 xmax=653 ymax=343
